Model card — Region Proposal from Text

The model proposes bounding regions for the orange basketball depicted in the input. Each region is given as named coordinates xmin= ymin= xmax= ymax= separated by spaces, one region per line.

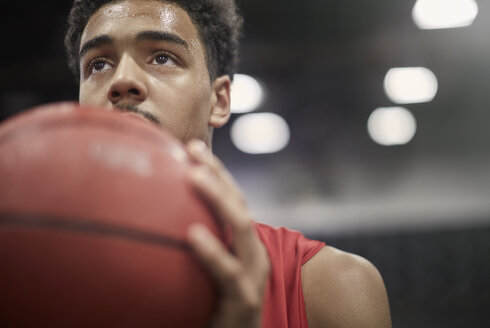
xmin=0 ymin=103 xmax=221 ymax=327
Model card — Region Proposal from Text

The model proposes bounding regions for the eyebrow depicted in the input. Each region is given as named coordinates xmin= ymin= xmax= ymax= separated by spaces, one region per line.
xmin=135 ymin=31 xmax=189 ymax=50
xmin=79 ymin=35 xmax=114 ymax=58
xmin=79 ymin=31 xmax=189 ymax=58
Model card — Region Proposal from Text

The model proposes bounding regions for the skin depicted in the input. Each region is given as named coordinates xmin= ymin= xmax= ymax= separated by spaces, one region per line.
xmin=79 ymin=0 xmax=230 ymax=145
xmin=302 ymin=247 xmax=392 ymax=328
xmin=78 ymin=1 xmax=392 ymax=327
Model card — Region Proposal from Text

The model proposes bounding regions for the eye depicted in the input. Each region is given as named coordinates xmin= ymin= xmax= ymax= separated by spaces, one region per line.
xmin=154 ymin=54 xmax=168 ymax=64
xmin=88 ymin=59 xmax=111 ymax=75
xmin=151 ymin=53 xmax=176 ymax=66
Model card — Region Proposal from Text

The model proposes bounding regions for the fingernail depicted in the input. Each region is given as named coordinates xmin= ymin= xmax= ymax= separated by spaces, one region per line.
xmin=189 ymin=139 xmax=207 ymax=154
xmin=188 ymin=223 xmax=210 ymax=243
xmin=189 ymin=167 xmax=204 ymax=182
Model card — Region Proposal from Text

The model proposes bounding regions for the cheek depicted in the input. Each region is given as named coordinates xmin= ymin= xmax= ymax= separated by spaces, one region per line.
xmin=185 ymin=85 xmax=213 ymax=125
xmin=153 ymin=77 xmax=212 ymax=119
xmin=158 ymin=84 xmax=212 ymax=141
xmin=79 ymin=85 xmax=89 ymax=103
xmin=79 ymin=82 xmax=105 ymax=104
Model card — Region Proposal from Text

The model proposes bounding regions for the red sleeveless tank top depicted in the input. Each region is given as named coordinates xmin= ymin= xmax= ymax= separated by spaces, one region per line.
xmin=254 ymin=222 xmax=325 ymax=328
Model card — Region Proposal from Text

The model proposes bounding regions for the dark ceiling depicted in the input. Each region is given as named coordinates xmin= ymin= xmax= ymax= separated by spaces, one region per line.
xmin=1 ymin=0 xmax=489 ymax=233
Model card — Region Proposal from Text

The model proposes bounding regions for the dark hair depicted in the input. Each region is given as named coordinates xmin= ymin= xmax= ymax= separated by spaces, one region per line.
xmin=64 ymin=0 xmax=243 ymax=81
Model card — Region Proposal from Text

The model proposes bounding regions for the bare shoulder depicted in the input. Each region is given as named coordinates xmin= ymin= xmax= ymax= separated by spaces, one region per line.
xmin=301 ymin=246 xmax=392 ymax=328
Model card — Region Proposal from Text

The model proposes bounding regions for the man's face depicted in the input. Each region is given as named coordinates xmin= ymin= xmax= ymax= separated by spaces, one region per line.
xmin=79 ymin=0 xmax=230 ymax=144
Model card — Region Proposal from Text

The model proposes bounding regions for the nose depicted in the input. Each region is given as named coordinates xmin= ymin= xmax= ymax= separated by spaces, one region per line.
xmin=107 ymin=54 xmax=148 ymax=104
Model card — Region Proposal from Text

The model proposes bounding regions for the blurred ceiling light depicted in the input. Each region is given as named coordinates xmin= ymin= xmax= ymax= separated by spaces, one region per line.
xmin=367 ymin=107 xmax=417 ymax=146
xmin=231 ymin=113 xmax=290 ymax=154
xmin=412 ymin=0 xmax=478 ymax=29
xmin=384 ymin=67 xmax=438 ymax=104
xmin=230 ymin=74 xmax=264 ymax=113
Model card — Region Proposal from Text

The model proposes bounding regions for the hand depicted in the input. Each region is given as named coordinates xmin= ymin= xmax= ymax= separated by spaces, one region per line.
xmin=185 ymin=139 xmax=270 ymax=328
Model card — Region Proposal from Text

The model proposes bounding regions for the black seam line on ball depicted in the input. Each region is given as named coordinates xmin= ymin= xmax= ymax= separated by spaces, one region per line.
xmin=0 ymin=214 xmax=190 ymax=251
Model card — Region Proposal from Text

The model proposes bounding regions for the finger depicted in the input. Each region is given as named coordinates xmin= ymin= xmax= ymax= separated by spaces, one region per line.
xmin=187 ymin=223 xmax=247 ymax=298
xmin=185 ymin=140 xmax=264 ymax=268
xmin=186 ymin=141 xmax=251 ymax=235
xmin=186 ymin=140 xmax=239 ymax=195
xmin=187 ymin=224 xmax=265 ymax=313
xmin=188 ymin=165 xmax=258 ymax=263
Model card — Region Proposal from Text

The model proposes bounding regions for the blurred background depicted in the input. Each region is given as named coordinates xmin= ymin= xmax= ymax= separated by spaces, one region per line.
xmin=1 ymin=0 xmax=489 ymax=326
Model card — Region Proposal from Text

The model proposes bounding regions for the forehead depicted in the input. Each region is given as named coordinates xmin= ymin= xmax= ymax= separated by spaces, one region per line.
xmin=81 ymin=0 xmax=201 ymax=49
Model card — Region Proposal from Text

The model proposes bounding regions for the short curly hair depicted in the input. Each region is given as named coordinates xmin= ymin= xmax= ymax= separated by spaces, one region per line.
xmin=64 ymin=0 xmax=243 ymax=82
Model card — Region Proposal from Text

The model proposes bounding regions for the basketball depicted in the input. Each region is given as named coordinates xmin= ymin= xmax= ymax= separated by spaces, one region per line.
xmin=0 ymin=103 xmax=222 ymax=327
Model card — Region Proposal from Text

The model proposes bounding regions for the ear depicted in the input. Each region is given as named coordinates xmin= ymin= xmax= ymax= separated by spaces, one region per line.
xmin=209 ymin=75 xmax=231 ymax=128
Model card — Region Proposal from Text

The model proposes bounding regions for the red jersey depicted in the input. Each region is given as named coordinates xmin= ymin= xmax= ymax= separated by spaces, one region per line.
xmin=254 ymin=222 xmax=325 ymax=328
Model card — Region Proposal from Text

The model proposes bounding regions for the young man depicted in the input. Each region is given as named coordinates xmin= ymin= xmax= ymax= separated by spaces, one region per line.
xmin=64 ymin=0 xmax=392 ymax=327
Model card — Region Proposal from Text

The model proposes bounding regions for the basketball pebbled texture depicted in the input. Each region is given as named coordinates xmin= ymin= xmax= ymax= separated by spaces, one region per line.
xmin=0 ymin=103 xmax=222 ymax=327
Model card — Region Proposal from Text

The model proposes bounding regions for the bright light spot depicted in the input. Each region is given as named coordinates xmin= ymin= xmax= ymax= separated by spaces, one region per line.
xmin=231 ymin=113 xmax=290 ymax=154
xmin=230 ymin=74 xmax=264 ymax=113
xmin=384 ymin=67 xmax=438 ymax=104
xmin=367 ymin=107 xmax=417 ymax=146
xmin=412 ymin=0 xmax=478 ymax=29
